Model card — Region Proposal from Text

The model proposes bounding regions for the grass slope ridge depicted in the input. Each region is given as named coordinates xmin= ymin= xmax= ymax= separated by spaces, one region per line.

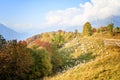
xmin=47 ymin=50 xmax=120 ymax=80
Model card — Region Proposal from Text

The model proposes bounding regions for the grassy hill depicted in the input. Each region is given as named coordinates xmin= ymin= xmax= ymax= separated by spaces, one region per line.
xmin=47 ymin=50 xmax=120 ymax=80
xmin=44 ymin=33 xmax=120 ymax=80
xmin=26 ymin=30 xmax=81 ymax=50
xmin=26 ymin=29 xmax=120 ymax=80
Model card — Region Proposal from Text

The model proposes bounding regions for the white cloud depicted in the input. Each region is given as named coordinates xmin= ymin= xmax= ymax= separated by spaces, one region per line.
xmin=45 ymin=0 xmax=120 ymax=27
xmin=45 ymin=8 xmax=82 ymax=26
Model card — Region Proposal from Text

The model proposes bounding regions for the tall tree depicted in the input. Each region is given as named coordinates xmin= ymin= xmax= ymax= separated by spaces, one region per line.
xmin=82 ymin=22 xmax=92 ymax=36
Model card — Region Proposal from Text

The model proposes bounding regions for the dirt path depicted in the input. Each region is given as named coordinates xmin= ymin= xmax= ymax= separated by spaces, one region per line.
xmin=103 ymin=38 xmax=120 ymax=47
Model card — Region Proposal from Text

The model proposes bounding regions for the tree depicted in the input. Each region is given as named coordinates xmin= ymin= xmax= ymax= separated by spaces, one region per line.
xmin=50 ymin=43 xmax=63 ymax=73
xmin=97 ymin=26 xmax=107 ymax=33
xmin=74 ymin=29 xmax=78 ymax=34
xmin=0 ymin=34 xmax=6 ymax=48
xmin=92 ymin=28 xmax=97 ymax=33
xmin=29 ymin=48 xmax=52 ymax=79
xmin=114 ymin=27 xmax=120 ymax=33
xmin=0 ymin=40 xmax=34 ymax=80
xmin=52 ymin=33 xmax=64 ymax=48
xmin=107 ymin=23 xmax=114 ymax=35
xmin=82 ymin=22 xmax=92 ymax=36
xmin=74 ymin=29 xmax=80 ymax=37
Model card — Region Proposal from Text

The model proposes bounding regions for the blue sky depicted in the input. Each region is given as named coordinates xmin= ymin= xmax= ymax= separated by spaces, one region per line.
xmin=0 ymin=0 xmax=120 ymax=35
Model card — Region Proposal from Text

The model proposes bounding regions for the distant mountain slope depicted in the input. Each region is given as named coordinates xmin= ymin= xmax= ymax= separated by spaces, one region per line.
xmin=0 ymin=23 xmax=28 ymax=40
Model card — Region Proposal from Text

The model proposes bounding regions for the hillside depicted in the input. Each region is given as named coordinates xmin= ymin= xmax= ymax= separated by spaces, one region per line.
xmin=25 ymin=23 xmax=120 ymax=80
xmin=26 ymin=31 xmax=120 ymax=80
xmin=47 ymin=49 xmax=120 ymax=80
xmin=44 ymin=37 xmax=120 ymax=80
xmin=26 ymin=30 xmax=80 ymax=49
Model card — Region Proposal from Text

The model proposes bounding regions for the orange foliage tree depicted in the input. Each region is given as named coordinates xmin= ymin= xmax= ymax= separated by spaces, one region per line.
xmin=0 ymin=40 xmax=33 ymax=80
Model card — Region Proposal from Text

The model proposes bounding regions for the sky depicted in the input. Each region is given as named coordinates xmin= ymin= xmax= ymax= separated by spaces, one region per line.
xmin=0 ymin=0 xmax=120 ymax=35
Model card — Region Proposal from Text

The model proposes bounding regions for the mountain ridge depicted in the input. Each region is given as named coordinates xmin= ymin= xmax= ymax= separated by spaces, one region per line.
xmin=0 ymin=23 xmax=28 ymax=40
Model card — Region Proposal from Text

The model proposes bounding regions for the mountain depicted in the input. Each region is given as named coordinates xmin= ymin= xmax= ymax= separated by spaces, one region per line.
xmin=0 ymin=23 xmax=28 ymax=40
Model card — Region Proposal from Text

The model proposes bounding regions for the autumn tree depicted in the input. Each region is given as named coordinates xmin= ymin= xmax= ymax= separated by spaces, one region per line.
xmin=0 ymin=40 xmax=33 ymax=80
xmin=82 ymin=22 xmax=92 ymax=36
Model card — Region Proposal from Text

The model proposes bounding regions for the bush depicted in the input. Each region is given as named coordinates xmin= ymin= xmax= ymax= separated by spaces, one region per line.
xmin=29 ymin=48 xmax=52 ymax=79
